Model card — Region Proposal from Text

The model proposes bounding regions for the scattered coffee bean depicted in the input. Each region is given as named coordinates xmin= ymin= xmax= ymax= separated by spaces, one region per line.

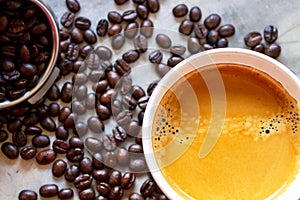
xmin=140 ymin=179 xmax=156 ymax=197
xmin=264 ymin=25 xmax=278 ymax=43
xmin=216 ymin=38 xmax=228 ymax=48
xmin=65 ymin=164 xmax=80 ymax=182
xmin=123 ymin=120 xmax=140 ymax=137
xmin=18 ymin=190 xmax=37 ymax=200
xmin=74 ymin=174 xmax=93 ymax=190
xmin=1 ymin=142 xmax=19 ymax=159
xmin=52 ymin=159 xmax=67 ymax=178
xmin=107 ymin=71 xmax=121 ymax=88
xmin=40 ymin=116 xmax=56 ymax=132
xmin=170 ymin=45 xmax=186 ymax=56
xmin=103 ymin=134 xmax=117 ymax=151
xmin=56 ymin=125 xmax=69 ymax=140
xmin=173 ymin=4 xmax=188 ymax=17
xmin=156 ymin=33 xmax=172 ymax=49
xmin=79 ymin=188 xmax=95 ymax=200
xmin=179 ymin=19 xmax=194 ymax=35
xmin=67 ymin=148 xmax=84 ymax=162
xmin=252 ymin=43 xmax=265 ymax=53
xmin=20 ymin=145 xmax=36 ymax=160
xmin=53 ymin=139 xmax=70 ymax=154
xmin=121 ymin=172 xmax=136 ymax=189
xmin=129 ymin=193 xmax=144 ymax=200
xmin=125 ymin=21 xmax=139 ymax=39
xmin=111 ymin=34 xmax=125 ymax=50
xmin=129 ymin=158 xmax=147 ymax=172
xmin=114 ymin=0 xmax=129 ymax=5
xmin=95 ymin=45 xmax=113 ymax=60
xmin=32 ymin=135 xmax=50 ymax=148
xmin=108 ymin=186 xmax=124 ymax=200
xmin=58 ymin=188 xmax=74 ymax=199
xmin=71 ymin=27 xmax=84 ymax=43
xmin=123 ymin=50 xmax=140 ymax=63
xmin=187 ymin=36 xmax=202 ymax=54
xmin=189 ymin=6 xmax=202 ymax=22
xmin=244 ymin=31 xmax=262 ymax=47
xmin=25 ymin=126 xmax=42 ymax=136
xmin=117 ymin=147 xmax=129 ymax=166
xmin=123 ymin=10 xmax=138 ymax=22
xmin=134 ymin=34 xmax=148 ymax=53
xmin=93 ymin=169 xmax=110 ymax=182
xmin=39 ymin=184 xmax=58 ymax=198
xmin=137 ymin=4 xmax=149 ymax=20
xmin=207 ymin=30 xmax=219 ymax=44
xmin=108 ymin=11 xmax=123 ymax=24
xmin=12 ymin=130 xmax=27 ymax=147
xmin=128 ymin=144 xmax=143 ymax=155
xmin=96 ymin=182 xmax=111 ymax=196
xmin=109 ymin=170 xmax=122 ymax=186
xmin=204 ymin=13 xmax=221 ymax=30
xmin=84 ymin=29 xmax=97 ymax=44
xmin=66 ymin=0 xmax=80 ymax=13
xmin=167 ymin=56 xmax=184 ymax=67
xmin=102 ymin=150 xmax=117 ymax=168
xmin=108 ymin=24 xmax=122 ymax=37
xmin=218 ymin=24 xmax=235 ymax=37
xmin=61 ymin=11 xmax=75 ymax=28
xmin=80 ymin=157 xmax=93 ymax=174
xmin=96 ymin=19 xmax=109 ymax=37
xmin=87 ymin=116 xmax=104 ymax=133
xmin=0 ymin=130 xmax=8 ymax=143
xmin=36 ymin=149 xmax=56 ymax=165
xmin=113 ymin=126 xmax=127 ymax=142
xmin=264 ymin=43 xmax=281 ymax=59
xmin=138 ymin=96 xmax=150 ymax=110
xmin=149 ymin=50 xmax=163 ymax=64
xmin=140 ymin=19 xmax=154 ymax=38
xmin=147 ymin=0 xmax=160 ymax=13
xmin=75 ymin=16 xmax=91 ymax=30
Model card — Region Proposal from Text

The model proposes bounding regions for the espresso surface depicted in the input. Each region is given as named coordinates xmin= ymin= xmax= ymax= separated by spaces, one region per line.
xmin=153 ymin=64 xmax=300 ymax=199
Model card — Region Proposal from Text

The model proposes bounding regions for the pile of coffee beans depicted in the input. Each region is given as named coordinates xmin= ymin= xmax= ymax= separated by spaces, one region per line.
xmin=244 ymin=25 xmax=281 ymax=58
xmin=0 ymin=0 xmax=53 ymax=102
xmin=0 ymin=0 xmax=285 ymax=200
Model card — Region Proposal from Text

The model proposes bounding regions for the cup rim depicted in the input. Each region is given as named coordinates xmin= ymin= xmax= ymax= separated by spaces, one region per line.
xmin=0 ymin=0 xmax=60 ymax=109
xmin=142 ymin=47 xmax=300 ymax=200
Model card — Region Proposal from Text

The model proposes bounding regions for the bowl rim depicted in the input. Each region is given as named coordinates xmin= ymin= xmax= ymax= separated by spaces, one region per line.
xmin=142 ymin=47 xmax=300 ymax=200
xmin=0 ymin=0 xmax=60 ymax=109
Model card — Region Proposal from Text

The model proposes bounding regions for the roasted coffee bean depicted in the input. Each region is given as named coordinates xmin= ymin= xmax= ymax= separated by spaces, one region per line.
xmin=8 ymin=19 xmax=25 ymax=34
xmin=121 ymin=172 xmax=136 ymax=189
xmin=109 ymin=170 xmax=122 ymax=186
xmin=108 ymin=186 xmax=124 ymax=200
xmin=218 ymin=24 xmax=235 ymax=37
xmin=24 ymin=126 xmax=42 ymax=136
xmin=103 ymin=134 xmax=117 ymax=151
xmin=56 ymin=126 xmax=69 ymax=141
xmin=80 ymin=44 xmax=94 ymax=58
xmin=71 ymin=27 xmax=84 ymax=43
xmin=207 ymin=30 xmax=219 ymax=44
xmin=122 ymin=49 xmax=140 ymax=63
xmin=36 ymin=104 xmax=49 ymax=118
xmin=216 ymin=38 xmax=228 ymax=48
xmin=113 ymin=126 xmax=127 ymax=142
xmin=93 ymin=169 xmax=109 ymax=182
xmin=52 ymin=139 xmax=70 ymax=154
xmin=167 ymin=56 xmax=183 ymax=67
xmin=93 ymin=80 xmax=108 ymax=93
xmin=138 ymin=96 xmax=150 ymax=110
xmin=103 ymin=150 xmax=117 ymax=168
xmin=0 ymin=15 xmax=8 ymax=32
xmin=74 ymin=121 xmax=88 ymax=136
xmin=84 ymin=29 xmax=97 ymax=44
xmin=138 ymin=110 xmax=144 ymax=124
xmin=204 ymin=13 xmax=221 ymax=30
xmin=60 ymin=59 xmax=74 ymax=75
xmin=60 ymin=28 xmax=70 ymax=40
xmin=1 ymin=142 xmax=19 ymax=159
xmin=88 ymin=69 xmax=106 ymax=83
xmin=73 ymin=72 xmax=88 ymax=85
xmin=40 ymin=116 xmax=56 ymax=132
xmin=135 ymin=130 xmax=143 ymax=145
xmin=111 ymin=34 xmax=125 ymax=50
xmin=66 ymin=43 xmax=79 ymax=61
xmin=85 ymin=137 xmax=103 ymax=153
xmin=179 ymin=19 xmax=194 ymax=35
xmin=36 ymin=149 xmax=56 ymax=165
xmin=125 ymin=21 xmax=139 ymax=39
xmin=140 ymin=179 xmax=156 ymax=197
xmin=48 ymin=103 xmax=60 ymax=117
xmin=32 ymin=135 xmax=50 ymax=148
xmin=189 ymin=6 xmax=202 ymax=22
xmin=85 ymin=52 xmax=101 ymax=69
xmin=47 ymin=84 xmax=60 ymax=101
xmin=96 ymin=19 xmax=109 ymax=37
xmin=117 ymin=147 xmax=129 ymax=166
xmin=58 ymin=188 xmax=74 ymax=199
xmin=264 ymin=25 xmax=278 ymax=43
xmin=147 ymin=80 xmax=158 ymax=96
xmin=111 ymin=99 xmax=122 ymax=117
xmin=187 ymin=36 xmax=202 ymax=54
xmin=66 ymin=0 xmax=80 ymax=13
xmin=80 ymin=157 xmax=93 ymax=174
xmin=114 ymin=0 xmax=129 ymax=5
xmin=124 ymin=120 xmax=140 ymax=137
xmin=75 ymin=16 xmax=91 ymax=30
xmin=7 ymin=118 xmax=22 ymax=133
xmin=19 ymin=45 xmax=30 ymax=62
xmin=19 ymin=63 xmax=37 ymax=77
xmin=61 ymin=39 xmax=72 ymax=52
xmin=116 ymin=110 xmax=132 ymax=126
xmin=20 ymin=145 xmax=36 ymax=160
xmin=129 ymin=158 xmax=147 ymax=172
xmin=39 ymin=184 xmax=58 ymax=198
xmin=96 ymin=104 xmax=111 ymax=120
xmin=107 ymin=71 xmax=120 ymax=88
xmin=74 ymin=174 xmax=93 ymax=190
xmin=149 ymin=50 xmax=163 ymax=64
xmin=1 ymin=58 xmax=15 ymax=71
xmin=96 ymin=182 xmax=111 ymax=196
xmin=95 ymin=45 xmax=112 ymax=60
xmin=64 ymin=112 xmax=77 ymax=129
xmin=69 ymin=136 xmax=84 ymax=149
xmin=194 ymin=23 xmax=208 ymax=39
xmin=61 ymin=82 xmax=73 ymax=103
xmin=147 ymin=0 xmax=160 ymax=13
xmin=140 ymin=19 xmax=154 ymax=38
xmin=252 ymin=43 xmax=265 ymax=53
xmin=120 ymin=75 xmax=132 ymax=95
xmin=173 ymin=4 xmax=188 ymax=17
xmin=100 ymin=88 xmax=117 ymax=105
xmin=61 ymin=11 xmax=75 ymax=28
xmin=0 ymin=130 xmax=8 ymax=142
xmin=128 ymin=144 xmax=143 ymax=155
xmin=18 ymin=189 xmax=37 ymax=200
xmin=52 ymin=159 xmax=67 ymax=177
xmin=264 ymin=43 xmax=281 ymax=59
xmin=131 ymin=85 xmax=145 ymax=100
xmin=93 ymin=153 xmax=104 ymax=169
xmin=114 ymin=59 xmax=131 ymax=75
xmin=87 ymin=116 xmax=104 ymax=133
xmin=123 ymin=10 xmax=138 ymax=22
xmin=74 ymin=85 xmax=88 ymax=101
xmin=85 ymin=93 xmax=97 ymax=110
xmin=156 ymin=33 xmax=171 ymax=49
xmin=129 ymin=193 xmax=144 ymax=200
xmin=12 ymin=130 xmax=27 ymax=147
xmin=134 ymin=34 xmax=148 ymax=53
xmin=65 ymin=165 xmax=80 ymax=182
xmin=136 ymin=4 xmax=149 ymax=20
xmin=2 ymin=46 xmax=17 ymax=59
xmin=108 ymin=24 xmax=122 ymax=37
xmin=244 ymin=31 xmax=262 ymax=47
xmin=108 ymin=11 xmax=123 ymax=24
xmin=122 ymin=95 xmax=138 ymax=110
xmin=170 ymin=45 xmax=186 ymax=56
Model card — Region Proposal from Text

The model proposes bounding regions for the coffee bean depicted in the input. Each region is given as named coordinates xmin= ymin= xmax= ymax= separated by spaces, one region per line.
xmin=156 ymin=33 xmax=172 ymax=49
xmin=123 ymin=50 xmax=140 ymax=63
xmin=66 ymin=0 xmax=80 ymax=13
xmin=109 ymin=170 xmax=122 ymax=186
xmin=218 ymin=24 xmax=235 ymax=37
xmin=129 ymin=193 xmax=144 ymax=200
xmin=87 ymin=116 xmax=104 ymax=133
xmin=147 ymin=0 xmax=160 ymax=13
xmin=88 ymin=69 xmax=106 ymax=83
xmin=194 ymin=23 xmax=208 ymax=39
xmin=56 ymin=125 xmax=69 ymax=141
xmin=69 ymin=136 xmax=84 ymax=149
xmin=136 ymin=4 xmax=149 ymax=20
xmin=264 ymin=25 xmax=278 ymax=43
xmin=167 ymin=56 xmax=184 ymax=67
xmin=122 ymin=10 xmax=138 ymax=22
xmin=71 ymin=27 xmax=84 ymax=43
xmin=131 ymin=85 xmax=145 ymax=100
xmin=125 ymin=21 xmax=139 ymax=39
xmin=19 ymin=63 xmax=37 ymax=77
xmin=40 ymin=116 xmax=56 ymax=132
xmin=100 ymin=88 xmax=117 ymax=105
xmin=204 ymin=13 xmax=221 ymax=30
xmin=39 ymin=184 xmax=58 ymax=198
xmin=85 ymin=93 xmax=97 ymax=110
xmin=47 ymin=84 xmax=60 ymax=101
xmin=18 ymin=190 xmax=37 ymax=200
xmin=124 ymin=120 xmax=140 ymax=137
xmin=12 ymin=130 xmax=27 ymax=147
xmin=207 ymin=30 xmax=219 ymax=44
xmin=103 ymin=134 xmax=117 ymax=151
xmin=264 ymin=43 xmax=281 ymax=59
xmin=244 ymin=31 xmax=262 ymax=47
xmin=52 ymin=139 xmax=70 ymax=154
xmin=74 ymin=174 xmax=93 ymax=190
xmin=32 ymin=135 xmax=50 ymax=148
xmin=189 ymin=6 xmax=202 ymax=22
xmin=173 ymin=4 xmax=188 ymax=17
xmin=52 ymin=159 xmax=67 ymax=177
xmin=113 ymin=126 xmax=127 ymax=142
xmin=120 ymin=75 xmax=132 ymax=95
xmin=114 ymin=0 xmax=129 ymax=5
xmin=96 ymin=104 xmax=111 ymax=120
xmin=252 ymin=43 xmax=265 ymax=53
xmin=24 ymin=126 xmax=42 ymax=136
xmin=114 ymin=59 xmax=131 ymax=75
xmin=95 ymin=45 xmax=112 ymax=60
xmin=122 ymin=95 xmax=138 ymax=110
xmin=58 ymin=188 xmax=74 ymax=199
xmin=66 ymin=43 xmax=79 ymax=61
xmin=96 ymin=19 xmax=109 ymax=37
xmin=128 ymin=144 xmax=143 ymax=155
xmin=74 ymin=121 xmax=88 ymax=136
xmin=93 ymin=79 xmax=109 ymax=93
xmin=129 ymin=158 xmax=147 ymax=172
xmin=108 ymin=186 xmax=124 ymax=200
xmin=108 ymin=11 xmax=123 ymax=24
xmin=1 ymin=142 xmax=19 ymax=159
xmin=140 ymin=179 xmax=156 ymax=197
xmin=0 ymin=130 xmax=8 ymax=142
xmin=19 ymin=45 xmax=30 ymax=62
xmin=80 ymin=44 xmax=94 ymax=58
xmin=170 ymin=45 xmax=186 ymax=56
xmin=133 ymin=0 xmax=146 ymax=4
xmin=121 ymin=172 xmax=136 ymax=189
xmin=216 ymin=38 xmax=228 ymax=48
xmin=0 ymin=15 xmax=8 ymax=32
xmin=20 ymin=145 xmax=36 ymax=160
xmin=80 ymin=157 xmax=93 ymax=174
xmin=140 ymin=19 xmax=154 ymax=38
xmin=149 ymin=50 xmax=163 ymax=64
xmin=134 ymin=35 xmax=148 ymax=53
xmin=61 ymin=82 xmax=73 ymax=103
xmin=84 ymin=29 xmax=97 ymax=44
xmin=187 ymin=36 xmax=202 ymax=54
xmin=85 ymin=52 xmax=101 ymax=69
xmin=147 ymin=80 xmax=158 ymax=96
xmin=117 ymin=147 xmax=129 ymax=166
xmin=64 ymin=113 xmax=77 ymax=129
xmin=108 ymin=24 xmax=122 ymax=37
xmin=111 ymin=34 xmax=125 ymax=50
xmin=92 ymin=154 xmax=104 ymax=170
xmin=75 ymin=16 xmax=91 ymax=30
xmin=74 ymin=85 xmax=88 ymax=101
xmin=138 ymin=96 xmax=150 ymax=110
xmin=65 ymin=165 xmax=80 ymax=182
xmin=96 ymin=182 xmax=111 ymax=196
xmin=93 ymin=169 xmax=110 ymax=182
xmin=36 ymin=149 xmax=56 ymax=165
xmin=7 ymin=118 xmax=22 ymax=133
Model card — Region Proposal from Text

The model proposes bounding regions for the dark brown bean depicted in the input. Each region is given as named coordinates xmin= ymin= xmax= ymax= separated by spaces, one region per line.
xmin=125 ymin=21 xmax=139 ymax=39
xmin=96 ymin=182 xmax=111 ymax=196
xmin=122 ymin=10 xmax=138 ymax=22
xmin=132 ymin=85 xmax=146 ymax=100
xmin=96 ymin=104 xmax=111 ymax=120
xmin=140 ymin=179 xmax=156 ymax=197
xmin=123 ymin=49 xmax=140 ymax=63
xmin=87 ymin=116 xmax=104 ymax=133
xmin=111 ymin=34 xmax=125 ymax=50
xmin=264 ymin=43 xmax=281 ymax=59
xmin=114 ymin=59 xmax=131 ymax=75
xmin=75 ymin=16 xmax=91 ymax=30
xmin=100 ymin=88 xmax=117 ymax=105
xmin=108 ymin=186 xmax=124 ymax=200
xmin=84 ymin=29 xmax=97 ymax=44
xmin=20 ymin=145 xmax=36 ymax=160
xmin=252 ymin=43 xmax=265 ymax=53
xmin=85 ymin=52 xmax=101 ymax=69
xmin=18 ymin=190 xmax=37 ymax=200
xmin=170 ymin=45 xmax=186 ymax=56
xmin=121 ymin=172 xmax=136 ymax=189
xmin=93 ymin=80 xmax=109 ymax=93
xmin=122 ymin=95 xmax=138 ymax=110
xmin=95 ymin=46 xmax=112 ymax=60
xmin=52 ymin=139 xmax=70 ymax=154
xmin=244 ymin=31 xmax=262 ymax=47
xmin=128 ymin=144 xmax=143 ymax=155
xmin=147 ymin=0 xmax=160 ymax=13
xmin=1 ymin=142 xmax=19 ymax=159
xmin=52 ymin=159 xmax=67 ymax=177
xmin=134 ymin=35 xmax=148 ymax=53
xmin=58 ymin=188 xmax=74 ymax=199
xmin=149 ymin=50 xmax=163 ymax=64
xmin=97 ymin=19 xmax=109 ymax=37
xmin=156 ymin=33 xmax=172 ymax=49
xmin=74 ymin=174 xmax=93 ymax=190
xmin=80 ymin=157 xmax=93 ymax=174
xmin=167 ymin=56 xmax=184 ymax=67
xmin=67 ymin=148 xmax=84 ymax=162
xmin=32 ymin=135 xmax=50 ymax=148
xmin=204 ymin=13 xmax=221 ymax=30
xmin=66 ymin=0 xmax=80 ymax=13
xmin=80 ymin=44 xmax=94 ymax=58
xmin=0 ymin=130 xmax=8 ymax=143
xmin=109 ymin=170 xmax=122 ymax=186
xmin=47 ymin=84 xmax=60 ymax=101
xmin=187 ymin=36 xmax=202 ymax=54
xmin=103 ymin=134 xmax=117 ymax=151
xmin=207 ymin=30 xmax=219 ymax=44
xmin=129 ymin=158 xmax=147 ymax=172
xmin=140 ymin=19 xmax=154 ymax=38
xmin=61 ymin=82 xmax=73 ymax=103
xmin=129 ymin=193 xmax=144 ymax=200
xmin=218 ymin=24 xmax=235 ymax=37
xmin=113 ymin=126 xmax=127 ymax=142
xmin=124 ymin=120 xmax=140 ymax=137
xmin=114 ymin=0 xmax=129 ymax=5
xmin=93 ymin=169 xmax=109 ymax=182
xmin=189 ymin=6 xmax=202 ymax=22
xmin=67 ymin=43 xmax=79 ymax=61
xmin=36 ymin=149 xmax=56 ymax=165
xmin=25 ymin=126 xmax=42 ymax=136
xmin=70 ymin=27 xmax=84 ymax=44
xmin=194 ymin=23 xmax=208 ymax=39
xmin=108 ymin=24 xmax=122 ymax=37
xmin=108 ymin=11 xmax=123 ymax=24
xmin=173 ymin=4 xmax=188 ymax=17
xmin=79 ymin=188 xmax=95 ymax=200
xmin=264 ymin=25 xmax=278 ymax=43
xmin=65 ymin=165 xmax=80 ymax=182
xmin=136 ymin=4 xmax=149 ymax=20
xmin=117 ymin=147 xmax=129 ymax=166
xmin=216 ymin=38 xmax=228 ymax=48
xmin=56 ymin=125 xmax=69 ymax=140
xmin=39 ymin=184 xmax=58 ymax=198
xmin=12 ymin=130 xmax=27 ymax=147
xmin=40 ymin=117 xmax=56 ymax=132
